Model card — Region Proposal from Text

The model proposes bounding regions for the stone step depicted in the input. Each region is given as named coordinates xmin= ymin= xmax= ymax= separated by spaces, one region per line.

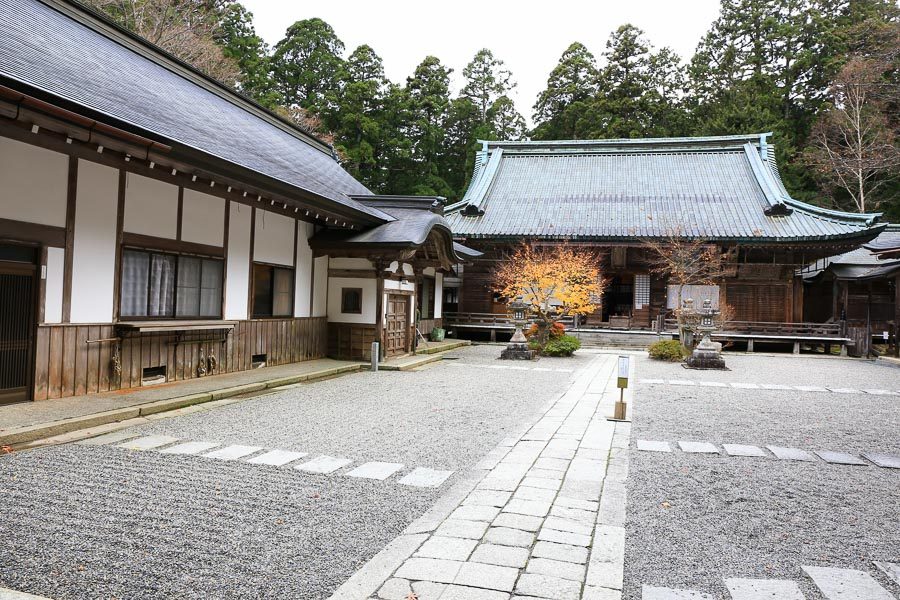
xmin=724 ymin=578 xmax=805 ymax=599
xmin=802 ymin=565 xmax=895 ymax=600
xmin=642 ymin=585 xmax=714 ymax=599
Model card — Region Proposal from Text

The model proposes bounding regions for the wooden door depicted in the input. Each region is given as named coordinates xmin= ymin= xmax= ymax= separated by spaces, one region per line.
xmin=0 ymin=254 xmax=38 ymax=404
xmin=385 ymin=294 xmax=409 ymax=356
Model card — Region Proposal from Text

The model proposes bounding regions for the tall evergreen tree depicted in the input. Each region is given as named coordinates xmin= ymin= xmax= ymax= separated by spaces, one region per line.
xmin=461 ymin=49 xmax=516 ymax=122
xmin=532 ymin=42 xmax=599 ymax=140
xmin=271 ymin=18 xmax=345 ymax=114
xmin=217 ymin=4 xmax=279 ymax=107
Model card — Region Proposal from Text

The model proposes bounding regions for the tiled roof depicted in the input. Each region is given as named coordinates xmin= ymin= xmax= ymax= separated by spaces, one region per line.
xmin=0 ymin=0 xmax=389 ymax=222
xmin=446 ymin=135 xmax=882 ymax=243
xmin=802 ymin=226 xmax=900 ymax=281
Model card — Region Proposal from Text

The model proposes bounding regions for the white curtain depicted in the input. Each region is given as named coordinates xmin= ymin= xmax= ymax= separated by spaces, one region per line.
xmin=120 ymin=250 xmax=149 ymax=317
xmin=148 ymin=254 xmax=175 ymax=317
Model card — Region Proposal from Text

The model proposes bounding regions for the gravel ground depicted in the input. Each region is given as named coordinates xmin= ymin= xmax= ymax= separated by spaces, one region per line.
xmin=0 ymin=346 xmax=591 ymax=599
xmin=624 ymin=354 xmax=900 ymax=599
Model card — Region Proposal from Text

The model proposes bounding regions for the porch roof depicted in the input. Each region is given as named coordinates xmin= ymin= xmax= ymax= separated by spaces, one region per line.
xmin=446 ymin=135 xmax=883 ymax=244
xmin=802 ymin=225 xmax=900 ymax=282
xmin=0 ymin=0 xmax=390 ymax=225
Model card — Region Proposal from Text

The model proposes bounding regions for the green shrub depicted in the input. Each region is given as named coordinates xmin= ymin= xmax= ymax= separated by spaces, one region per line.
xmin=542 ymin=335 xmax=581 ymax=357
xmin=648 ymin=339 xmax=687 ymax=361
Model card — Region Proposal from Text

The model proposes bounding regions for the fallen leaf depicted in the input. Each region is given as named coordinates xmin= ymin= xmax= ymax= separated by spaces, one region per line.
xmin=1 ymin=445 xmax=12 ymax=454
xmin=661 ymin=501 xmax=671 ymax=509
xmin=406 ymin=593 xmax=418 ymax=600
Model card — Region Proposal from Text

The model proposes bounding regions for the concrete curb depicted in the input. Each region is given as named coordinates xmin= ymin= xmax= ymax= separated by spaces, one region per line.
xmin=1 ymin=364 xmax=362 ymax=448
xmin=415 ymin=340 xmax=471 ymax=355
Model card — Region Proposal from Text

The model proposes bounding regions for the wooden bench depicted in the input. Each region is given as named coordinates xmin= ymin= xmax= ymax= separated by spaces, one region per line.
xmin=660 ymin=319 xmax=851 ymax=355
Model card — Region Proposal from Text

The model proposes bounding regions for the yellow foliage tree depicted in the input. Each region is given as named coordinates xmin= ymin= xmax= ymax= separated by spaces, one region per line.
xmin=494 ymin=243 xmax=606 ymax=342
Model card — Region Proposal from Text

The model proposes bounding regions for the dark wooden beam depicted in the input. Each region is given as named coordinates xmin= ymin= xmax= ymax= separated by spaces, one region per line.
xmin=0 ymin=218 xmax=66 ymax=247
xmin=62 ymin=156 xmax=77 ymax=323
xmin=121 ymin=232 xmax=224 ymax=258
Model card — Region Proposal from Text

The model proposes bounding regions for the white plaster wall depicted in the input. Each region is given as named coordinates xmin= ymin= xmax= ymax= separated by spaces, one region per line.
xmin=0 ymin=137 xmax=68 ymax=227
xmin=385 ymin=279 xmax=415 ymax=292
xmin=70 ymin=160 xmax=118 ymax=323
xmin=312 ymin=256 xmax=328 ymax=317
xmin=330 ymin=257 xmax=373 ymax=270
xmin=294 ymin=222 xmax=313 ymax=317
xmin=254 ymin=208 xmax=294 ymax=266
xmin=224 ymin=203 xmax=251 ymax=320
xmin=44 ymin=247 xmax=65 ymax=324
xmin=181 ymin=189 xmax=225 ymax=246
xmin=328 ymin=276 xmax=376 ymax=324
xmin=123 ymin=173 xmax=178 ymax=238
xmin=434 ymin=272 xmax=443 ymax=319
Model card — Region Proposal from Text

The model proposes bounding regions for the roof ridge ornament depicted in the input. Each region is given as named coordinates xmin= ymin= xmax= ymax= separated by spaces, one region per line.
xmin=764 ymin=202 xmax=793 ymax=217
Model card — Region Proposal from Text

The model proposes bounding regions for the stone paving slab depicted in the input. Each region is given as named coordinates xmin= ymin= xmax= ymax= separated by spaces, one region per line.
xmin=874 ymin=561 xmax=900 ymax=586
xmin=0 ymin=588 xmax=53 ymax=599
xmin=802 ymin=565 xmax=895 ymax=600
xmin=759 ymin=384 xmax=792 ymax=390
xmin=117 ymin=434 xmax=179 ymax=450
xmin=75 ymin=429 xmax=141 ymax=446
xmin=246 ymin=449 xmax=308 ymax=466
xmin=697 ymin=381 xmax=728 ymax=387
xmin=794 ymin=385 xmax=828 ymax=392
xmin=435 ymin=519 xmax=489 ymax=540
xmin=394 ymin=557 xmax=462 ymax=584
xmin=515 ymin=573 xmax=581 ymax=600
xmin=722 ymin=444 xmax=766 ymax=457
xmin=295 ymin=455 xmax=353 ymax=473
xmin=767 ymin=446 xmax=817 ymax=462
xmin=724 ymin=578 xmax=804 ymax=600
xmin=470 ymin=544 xmax=529 ymax=568
xmin=454 ymin=561 xmax=519 ymax=592
xmin=203 ymin=444 xmax=263 ymax=461
xmin=415 ymin=537 xmax=477 ymax=562
xmin=814 ymin=451 xmax=868 ymax=466
xmin=862 ymin=453 xmax=900 ymax=469
xmin=159 ymin=441 xmax=220 ymax=455
xmin=527 ymin=557 xmax=586 ymax=582
xmin=399 ymin=467 xmax=454 ymax=488
xmin=441 ymin=584 xmax=509 ymax=600
xmin=532 ymin=541 xmax=589 ymax=565
xmin=346 ymin=462 xmax=405 ymax=480
xmin=641 ymin=586 xmax=714 ymax=599
xmin=636 ymin=440 xmax=671 ymax=453
xmin=731 ymin=383 xmax=759 ymax=389
xmin=827 ymin=388 xmax=860 ymax=393
xmin=677 ymin=441 xmax=719 ymax=454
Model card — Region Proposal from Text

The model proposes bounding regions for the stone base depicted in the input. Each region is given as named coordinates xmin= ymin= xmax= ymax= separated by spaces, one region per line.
xmin=684 ymin=349 xmax=728 ymax=370
xmin=500 ymin=343 xmax=537 ymax=360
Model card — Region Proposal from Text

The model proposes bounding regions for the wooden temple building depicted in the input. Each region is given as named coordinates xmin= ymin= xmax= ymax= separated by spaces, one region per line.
xmin=444 ymin=137 xmax=885 ymax=347
xmin=0 ymin=0 xmax=476 ymax=404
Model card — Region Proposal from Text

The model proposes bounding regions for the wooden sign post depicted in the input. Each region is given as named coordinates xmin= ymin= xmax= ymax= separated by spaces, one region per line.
xmin=610 ymin=355 xmax=630 ymax=421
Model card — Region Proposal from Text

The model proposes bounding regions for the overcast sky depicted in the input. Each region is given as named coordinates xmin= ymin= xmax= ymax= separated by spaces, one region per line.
xmin=241 ymin=0 xmax=723 ymax=124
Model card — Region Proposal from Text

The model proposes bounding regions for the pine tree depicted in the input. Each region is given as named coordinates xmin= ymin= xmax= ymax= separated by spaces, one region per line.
xmin=532 ymin=42 xmax=599 ymax=140
xmin=460 ymin=49 xmax=516 ymax=122
xmin=217 ymin=4 xmax=279 ymax=108
xmin=271 ymin=18 xmax=345 ymax=114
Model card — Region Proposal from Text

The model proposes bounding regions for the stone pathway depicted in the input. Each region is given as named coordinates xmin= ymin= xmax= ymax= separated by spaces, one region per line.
xmin=638 ymin=379 xmax=900 ymax=395
xmin=328 ymin=353 xmax=631 ymax=600
xmin=634 ymin=439 xmax=900 ymax=469
xmin=76 ymin=431 xmax=453 ymax=488
xmin=642 ymin=561 xmax=900 ymax=599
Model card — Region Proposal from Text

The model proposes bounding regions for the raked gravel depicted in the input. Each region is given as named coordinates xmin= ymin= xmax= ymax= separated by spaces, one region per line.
xmin=0 ymin=346 xmax=591 ymax=599
xmin=624 ymin=354 xmax=900 ymax=599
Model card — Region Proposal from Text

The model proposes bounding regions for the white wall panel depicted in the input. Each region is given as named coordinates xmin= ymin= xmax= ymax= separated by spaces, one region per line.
xmin=294 ymin=222 xmax=313 ymax=317
xmin=224 ymin=203 xmax=251 ymax=320
xmin=181 ymin=189 xmax=225 ymax=246
xmin=123 ymin=173 xmax=178 ymax=238
xmin=253 ymin=208 xmax=294 ymax=266
xmin=329 ymin=257 xmax=373 ymax=270
xmin=0 ymin=137 xmax=68 ymax=227
xmin=70 ymin=160 xmax=118 ymax=323
xmin=327 ymin=276 xmax=376 ymax=324
xmin=44 ymin=247 xmax=65 ymax=324
xmin=312 ymin=256 xmax=328 ymax=317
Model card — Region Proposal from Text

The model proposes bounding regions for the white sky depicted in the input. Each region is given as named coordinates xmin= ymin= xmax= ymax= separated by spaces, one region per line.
xmin=242 ymin=0 xmax=722 ymax=124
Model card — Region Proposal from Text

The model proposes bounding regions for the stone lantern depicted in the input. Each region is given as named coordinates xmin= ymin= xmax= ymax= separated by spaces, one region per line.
xmin=501 ymin=295 xmax=536 ymax=360
xmin=686 ymin=298 xmax=726 ymax=369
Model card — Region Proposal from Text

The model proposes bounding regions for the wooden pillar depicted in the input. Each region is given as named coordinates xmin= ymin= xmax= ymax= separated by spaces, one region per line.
xmin=895 ymin=274 xmax=900 ymax=357
xmin=373 ymin=259 xmax=385 ymax=361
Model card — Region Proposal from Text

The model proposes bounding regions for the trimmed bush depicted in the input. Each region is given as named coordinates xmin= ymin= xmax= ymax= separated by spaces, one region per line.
xmin=648 ymin=339 xmax=687 ymax=361
xmin=525 ymin=321 xmax=566 ymax=341
xmin=542 ymin=334 xmax=581 ymax=357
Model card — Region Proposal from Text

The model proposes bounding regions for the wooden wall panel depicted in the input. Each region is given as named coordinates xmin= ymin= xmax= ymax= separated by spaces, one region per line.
xmin=31 ymin=316 xmax=327 ymax=401
xmin=327 ymin=322 xmax=377 ymax=361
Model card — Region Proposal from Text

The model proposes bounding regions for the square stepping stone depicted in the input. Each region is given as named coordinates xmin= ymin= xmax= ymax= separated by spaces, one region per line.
xmin=814 ymin=451 xmax=868 ymax=466
xmin=470 ymin=543 xmax=529 ymax=568
xmin=642 ymin=585 xmax=714 ymax=599
xmin=345 ymin=461 xmax=404 ymax=480
xmin=204 ymin=445 xmax=263 ymax=461
xmin=725 ymin=578 xmax=804 ymax=600
xmin=453 ymin=561 xmax=519 ymax=592
xmin=802 ymin=565 xmax=894 ymax=600
xmin=415 ymin=536 xmax=478 ymax=561
xmin=677 ymin=441 xmax=719 ymax=454
xmin=827 ymin=388 xmax=860 ymax=394
xmin=723 ymin=444 xmax=766 ymax=457
xmin=862 ymin=453 xmax=900 ymax=469
xmin=246 ymin=449 xmax=308 ymax=466
xmin=668 ymin=380 xmax=696 ymax=386
xmin=159 ymin=441 xmax=220 ymax=455
xmin=759 ymin=383 xmax=792 ymax=390
xmin=295 ymin=455 xmax=352 ymax=473
xmin=874 ymin=561 xmax=900 ymax=586
xmin=794 ymin=385 xmax=828 ymax=392
xmin=698 ymin=381 xmax=728 ymax=387
xmin=399 ymin=467 xmax=454 ymax=488
xmin=77 ymin=430 xmax=141 ymax=446
xmin=636 ymin=440 xmax=672 ymax=453
xmin=767 ymin=446 xmax=816 ymax=462
xmin=731 ymin=383 xmax=760 ymax=389
xmin=117 ymin=435 xmax=179 ymax=451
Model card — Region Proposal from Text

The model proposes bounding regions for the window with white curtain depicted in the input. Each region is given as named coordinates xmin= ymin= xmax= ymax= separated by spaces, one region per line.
xmin=120 ymin=248 xmax=222 ymax=319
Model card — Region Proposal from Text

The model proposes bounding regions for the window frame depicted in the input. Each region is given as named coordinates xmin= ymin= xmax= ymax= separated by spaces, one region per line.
xmin=118 ymin=246 xmax=224 ymax=321
xmin=251 ymin=261 xmax=295 ymax=319
xmin=340 ymin=287 xmax=363 ymax=314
